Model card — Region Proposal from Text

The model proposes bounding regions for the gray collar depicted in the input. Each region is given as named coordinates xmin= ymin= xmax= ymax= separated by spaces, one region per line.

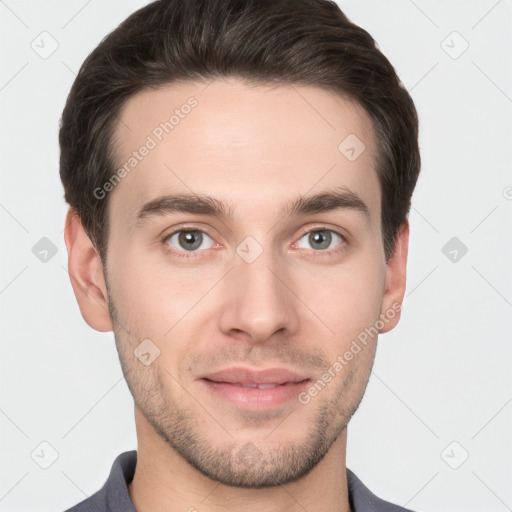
xmin=65 ymin=450 xmax=414 ymax=512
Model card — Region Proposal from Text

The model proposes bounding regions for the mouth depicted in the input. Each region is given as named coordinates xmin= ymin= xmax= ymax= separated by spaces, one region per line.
xmin=204 ymin=381 xmax=303 ymax=389
xmin=198 ymin=367 xmax=311 ymax=410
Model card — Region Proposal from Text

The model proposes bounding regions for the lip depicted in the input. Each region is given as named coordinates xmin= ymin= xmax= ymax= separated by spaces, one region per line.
xmin=198 ymin=367 xmax=311 ymax=410
xmin=200 ymin=367 xmax=310 ymax=386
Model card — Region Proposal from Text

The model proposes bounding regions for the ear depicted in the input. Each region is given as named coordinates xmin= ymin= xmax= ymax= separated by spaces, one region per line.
xmin=64 ymin=208 xmax=113 ymax=332
xmin=379 ymin=219 xmax=409 ymax=334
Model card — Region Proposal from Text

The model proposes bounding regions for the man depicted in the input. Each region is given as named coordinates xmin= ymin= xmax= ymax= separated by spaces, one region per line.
xmin=60 ymin=0 xmax=420 ymax=510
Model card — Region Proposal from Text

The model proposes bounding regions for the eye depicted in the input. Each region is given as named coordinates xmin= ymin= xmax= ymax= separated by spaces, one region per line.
xmin=164 ymin=229 xmax=215 ymax=254
xmin=162 ymin=227 xmax=346 ymax=261
xmin=295 ymin=229 xmax=345 ymax=252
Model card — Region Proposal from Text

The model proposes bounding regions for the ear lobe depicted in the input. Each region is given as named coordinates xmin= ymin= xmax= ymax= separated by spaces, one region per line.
xmin=379 ymin=219 xmax=409 ymax=334
xmin=64 ymin=208 xmax=113 ymax=332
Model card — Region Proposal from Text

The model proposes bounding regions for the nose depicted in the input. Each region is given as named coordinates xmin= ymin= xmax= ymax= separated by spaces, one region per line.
xmin=218 ymin=243 xmax=300 ymax=345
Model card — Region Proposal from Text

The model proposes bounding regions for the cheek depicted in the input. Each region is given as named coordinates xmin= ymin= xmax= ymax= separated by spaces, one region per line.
xmin=294 ymin=257 xmax=384 ymax=342
xmin=107 ymin=246 xmax=220 ymax=341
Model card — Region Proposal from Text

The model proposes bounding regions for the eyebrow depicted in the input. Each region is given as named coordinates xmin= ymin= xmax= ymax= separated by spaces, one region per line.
xmin=134 ymin=187 xmax=370 ymax=226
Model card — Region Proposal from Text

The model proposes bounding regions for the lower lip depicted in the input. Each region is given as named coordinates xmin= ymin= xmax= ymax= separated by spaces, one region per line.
xmin=200 ymin=379 xmax=311 ymax=410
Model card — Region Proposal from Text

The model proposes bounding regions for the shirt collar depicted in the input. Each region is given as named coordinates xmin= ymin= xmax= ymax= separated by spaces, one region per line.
xmin=94 ymin=450 xmax=409 ymax=512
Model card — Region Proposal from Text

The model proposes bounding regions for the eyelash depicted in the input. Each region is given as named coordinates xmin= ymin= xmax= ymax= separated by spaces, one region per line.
xmin=162 ymin=226 xmax=347 ymax=261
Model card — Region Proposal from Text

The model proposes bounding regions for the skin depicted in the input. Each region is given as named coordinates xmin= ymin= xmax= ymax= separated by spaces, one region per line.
xmin=64 ymin=77 xmax=409 ymax=512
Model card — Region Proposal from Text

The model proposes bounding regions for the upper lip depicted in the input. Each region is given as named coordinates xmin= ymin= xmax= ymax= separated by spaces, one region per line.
xmin=200 ymin=367 xmax=311 ymax=386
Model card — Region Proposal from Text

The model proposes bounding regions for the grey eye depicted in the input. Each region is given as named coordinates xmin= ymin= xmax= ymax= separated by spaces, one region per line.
xmin=166 ymin=230 xmax=214 ymax=252
xmin=297 ymin=230 xmax=343 ymax=251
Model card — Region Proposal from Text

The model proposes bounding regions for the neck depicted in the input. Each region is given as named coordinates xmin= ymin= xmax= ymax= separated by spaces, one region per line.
xmin=128 ymin=406 xmax=351 ymax=512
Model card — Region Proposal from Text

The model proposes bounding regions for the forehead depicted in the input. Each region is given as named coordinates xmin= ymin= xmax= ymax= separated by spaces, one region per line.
xmin=109 ymin=78 xmax=381 ymax=226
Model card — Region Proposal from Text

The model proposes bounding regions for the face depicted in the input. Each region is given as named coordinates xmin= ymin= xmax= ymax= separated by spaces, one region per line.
xmin=69 ymin=77 xmax=407 ymax=488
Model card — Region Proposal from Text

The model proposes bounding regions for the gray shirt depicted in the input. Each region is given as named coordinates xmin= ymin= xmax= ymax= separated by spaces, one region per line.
xmin=63 ymin=451 xmax=414 ymax=512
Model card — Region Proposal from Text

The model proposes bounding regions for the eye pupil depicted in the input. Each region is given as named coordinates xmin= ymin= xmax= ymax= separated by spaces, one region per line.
xmin=179 ymin=230 xmax=202 ymax=251
xmin=309 ymin=230 xmax=331 ymax=250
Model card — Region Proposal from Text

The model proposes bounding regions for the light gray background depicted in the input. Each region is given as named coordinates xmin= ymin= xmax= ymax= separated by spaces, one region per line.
xmin=1 ymin=1 xmax=511 ymax=511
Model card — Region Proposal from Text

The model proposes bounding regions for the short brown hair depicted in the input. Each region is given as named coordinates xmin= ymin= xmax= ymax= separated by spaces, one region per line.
xmin=59 ymin=0 xmax=420 ymax=263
